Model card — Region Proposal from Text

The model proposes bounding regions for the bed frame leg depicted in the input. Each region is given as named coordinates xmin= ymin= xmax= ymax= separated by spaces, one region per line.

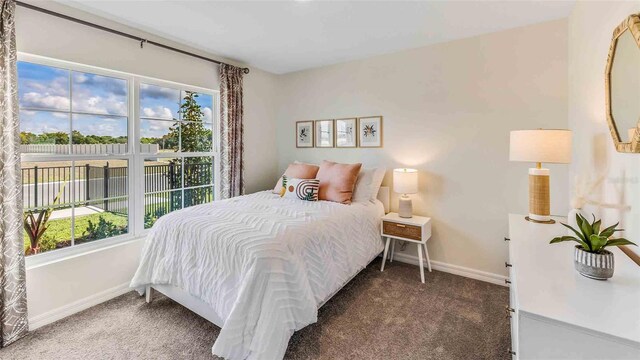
xmin=145 ymin=285 xmax=153 ymax=303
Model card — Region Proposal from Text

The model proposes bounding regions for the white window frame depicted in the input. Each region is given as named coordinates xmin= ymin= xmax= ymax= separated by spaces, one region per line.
xmin=19 ymin=53 xmax=220 ymax=268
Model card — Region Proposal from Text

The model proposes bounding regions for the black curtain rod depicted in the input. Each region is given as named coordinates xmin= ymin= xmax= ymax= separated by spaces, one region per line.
xmin=15 ymin=1 xmax=250 ymax=74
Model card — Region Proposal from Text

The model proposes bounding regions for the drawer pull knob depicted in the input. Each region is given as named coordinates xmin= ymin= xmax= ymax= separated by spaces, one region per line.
xmin=505 ymin=279 xmax=511 ymax=284
xmin=504 ymin=237 xmax=510 ymax=241
xmin=508 ymin=350 xmax=516 ymax=356
xmin=505 ymin=262 xmax=512 ymax=268
xmin=395 ymin=224 xmax=406 ymax=228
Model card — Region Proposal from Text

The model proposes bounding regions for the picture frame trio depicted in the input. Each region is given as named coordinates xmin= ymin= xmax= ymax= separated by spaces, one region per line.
xmin=296 ymin=116 xmax=383 ymax=148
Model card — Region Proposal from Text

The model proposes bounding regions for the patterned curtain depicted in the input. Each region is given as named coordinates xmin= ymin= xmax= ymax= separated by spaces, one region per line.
xmin=0 ymin=0 xmax=28 ymax=347
xmin=219 ymin=64 xmax=244 ymax=199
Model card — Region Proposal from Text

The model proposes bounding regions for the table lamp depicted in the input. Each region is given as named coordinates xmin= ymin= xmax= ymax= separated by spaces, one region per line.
xmin=393 ymin=168 xmax=418 ymax=218
xmin=509 ymin=129 xmax=572 ymax=224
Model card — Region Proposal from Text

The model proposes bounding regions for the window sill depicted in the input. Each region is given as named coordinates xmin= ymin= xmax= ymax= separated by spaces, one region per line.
xmin=25 ymin=233 xmax=147 ymax=270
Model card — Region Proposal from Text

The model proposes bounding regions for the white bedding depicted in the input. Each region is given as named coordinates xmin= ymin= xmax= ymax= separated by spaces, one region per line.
xmin=130 ymin=191 xmax=384 ymax=359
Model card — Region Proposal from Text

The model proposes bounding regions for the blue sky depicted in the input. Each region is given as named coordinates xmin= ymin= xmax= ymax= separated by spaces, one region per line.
xmin=17 ymin=61 xmax=213 ymax=140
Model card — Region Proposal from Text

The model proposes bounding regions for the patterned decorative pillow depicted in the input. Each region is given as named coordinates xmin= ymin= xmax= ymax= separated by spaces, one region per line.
xmin=280 ymin=176 xmax=320 ymax=201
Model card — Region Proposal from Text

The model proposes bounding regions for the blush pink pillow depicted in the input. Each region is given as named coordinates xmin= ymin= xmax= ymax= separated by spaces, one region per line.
xmin=316 ymin=160 xmax=362 ymax=204
xmin=273 ymin=163 xmax=320 ymax=193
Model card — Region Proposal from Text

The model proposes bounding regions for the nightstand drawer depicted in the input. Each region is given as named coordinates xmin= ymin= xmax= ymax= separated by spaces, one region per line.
xmin=382 ymin=221 xmax=422 ymax=241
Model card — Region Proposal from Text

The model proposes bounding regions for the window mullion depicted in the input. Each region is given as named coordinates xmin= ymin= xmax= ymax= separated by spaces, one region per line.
xmin=132 ymin=77 xmax=142 ymax=236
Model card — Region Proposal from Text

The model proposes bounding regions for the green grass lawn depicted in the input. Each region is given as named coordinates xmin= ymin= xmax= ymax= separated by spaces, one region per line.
xmin=24 ymin=189 xmax=213 ymax=255
xmin=24 ymin=211 xmax=128 ymax=254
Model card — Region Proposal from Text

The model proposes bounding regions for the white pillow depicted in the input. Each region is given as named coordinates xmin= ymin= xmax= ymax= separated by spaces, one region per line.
xmin=352 ymin=167 xmax=386 ymax=203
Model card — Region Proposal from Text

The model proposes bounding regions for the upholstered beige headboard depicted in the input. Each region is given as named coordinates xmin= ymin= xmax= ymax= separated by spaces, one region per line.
xmin=377 ymin=186 xmax=390 ymax=214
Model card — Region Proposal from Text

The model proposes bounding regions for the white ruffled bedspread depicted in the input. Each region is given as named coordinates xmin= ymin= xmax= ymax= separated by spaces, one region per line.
xmin=130 ymin=191 xmax=384 ymax=359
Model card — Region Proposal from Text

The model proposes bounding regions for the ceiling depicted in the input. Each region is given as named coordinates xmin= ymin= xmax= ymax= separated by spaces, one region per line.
xmin=56 ymin=0 xmax=575 ymax=74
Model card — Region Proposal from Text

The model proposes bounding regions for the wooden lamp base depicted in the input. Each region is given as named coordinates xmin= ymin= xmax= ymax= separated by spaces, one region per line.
xmin=527 ymin=167 xmax=555 ymax=224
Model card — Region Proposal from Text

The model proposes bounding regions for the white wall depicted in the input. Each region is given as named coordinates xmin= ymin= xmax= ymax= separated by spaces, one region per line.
xmin=276 ymin=20 xmax=569 ymax=277
xmin=16 ymin=1 xmax=279 ymax=327
xmin=568 ymin=2 xmax=640 ymax=257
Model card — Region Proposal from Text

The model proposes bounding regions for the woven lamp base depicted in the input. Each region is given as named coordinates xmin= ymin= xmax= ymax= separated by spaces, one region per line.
xmin=528 ymin=168 xmax=553 ymax=224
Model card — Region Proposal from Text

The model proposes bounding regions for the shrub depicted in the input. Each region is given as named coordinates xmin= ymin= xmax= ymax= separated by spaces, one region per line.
xmin=82 ymin=216 xmax=126 ymax=241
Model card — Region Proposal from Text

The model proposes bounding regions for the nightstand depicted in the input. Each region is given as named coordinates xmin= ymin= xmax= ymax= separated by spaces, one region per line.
xmin=380 ymin=212 xmax=432 ymax=283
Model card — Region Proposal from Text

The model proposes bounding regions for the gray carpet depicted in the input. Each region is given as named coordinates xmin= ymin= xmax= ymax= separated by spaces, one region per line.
xmin=0 ymin=260 xmax=510 ymax=360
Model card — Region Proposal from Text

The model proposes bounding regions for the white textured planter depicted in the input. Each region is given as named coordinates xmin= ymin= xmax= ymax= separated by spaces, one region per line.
xmin=574 ymin=246 xmax=614 ymax=280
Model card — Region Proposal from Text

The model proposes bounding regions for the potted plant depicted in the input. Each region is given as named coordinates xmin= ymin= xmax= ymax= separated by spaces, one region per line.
xmin=550 ymin=214 xmax=636 ymax=280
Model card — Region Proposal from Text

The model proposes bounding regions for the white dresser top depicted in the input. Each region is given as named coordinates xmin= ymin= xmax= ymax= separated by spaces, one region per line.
xmin=508 ymin=214 xmax=640 ymax=345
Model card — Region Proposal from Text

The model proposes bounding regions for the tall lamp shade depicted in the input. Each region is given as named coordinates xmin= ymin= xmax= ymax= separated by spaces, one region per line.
xmin=509 ymin=129 xmax=572 ymax=223
xmin=393 ymin=168 xmax=418 ymax=218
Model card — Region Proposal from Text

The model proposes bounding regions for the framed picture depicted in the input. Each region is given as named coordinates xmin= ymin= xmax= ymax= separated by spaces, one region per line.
xmin=296 ymin=121 xmax=314 ymax=148
xmin=335 ymin=118 xmax=357 ymax=148
xmin=315 ymin=119 xmax=335 ymax=148
xmin=358 ymin=116 xmax=383 ymax=148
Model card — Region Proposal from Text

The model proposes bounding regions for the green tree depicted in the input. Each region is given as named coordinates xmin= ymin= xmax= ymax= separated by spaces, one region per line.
xmin=20 ymin=131 xmax=127 ymax=146
xmin=165 ymin=92 xmax=213 ymax=209
xmin=20 ymin=132 xmax=37 ymax=144
xmin=36 ymin=131 xmax=69 ymax=145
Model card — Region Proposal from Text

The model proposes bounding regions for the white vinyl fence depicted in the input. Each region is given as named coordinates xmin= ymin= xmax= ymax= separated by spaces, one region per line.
xmin=21 ymin=144 xmax=159 ymax=154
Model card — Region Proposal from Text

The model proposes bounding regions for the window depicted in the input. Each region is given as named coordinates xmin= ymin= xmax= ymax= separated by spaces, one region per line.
xmin=18 ymin=56 xmax=218 ymax=258
xmin=139 ymin=83 xmax=215 ymax=228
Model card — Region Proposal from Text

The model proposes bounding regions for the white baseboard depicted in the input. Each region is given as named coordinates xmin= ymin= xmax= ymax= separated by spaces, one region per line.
xmin=389 ymin=252 xmax=508 ymax=286
xmin=28 ymin=282 xmax=133 ymax=331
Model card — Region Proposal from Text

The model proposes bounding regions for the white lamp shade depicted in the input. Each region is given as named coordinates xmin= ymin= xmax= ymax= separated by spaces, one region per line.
xmin=509 ymin=129 xmax=572 ymax=164
xmin=393 ymin=168 xmax=418 ymax=194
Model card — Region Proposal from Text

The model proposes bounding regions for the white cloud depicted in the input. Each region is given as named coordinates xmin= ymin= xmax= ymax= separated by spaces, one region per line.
xmin=21 ymin=77 xmax=69 ymax=97
xmin=141 ymin=119 xmax=174 ymax=138
xmin=72 ymin=90 xmax=127 ymax=116
xmin=203 ymin=107 xmax=212 ymax=122
xmin=140 ymin=83 xmax=179 ymax=100
xmin=74 ymin=73 xmax=88 ymax=84
xmin=21 ymin=92 xmax=70 ymax=110
xmin=143 ymin=106 xmax=174 ymax=119
xmin=82 ymin=121 xmax=121 ymax=135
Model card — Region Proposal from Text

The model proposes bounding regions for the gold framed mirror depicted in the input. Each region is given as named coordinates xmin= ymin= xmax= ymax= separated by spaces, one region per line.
xmin=605 ymin=13 xmax=640 ymax=153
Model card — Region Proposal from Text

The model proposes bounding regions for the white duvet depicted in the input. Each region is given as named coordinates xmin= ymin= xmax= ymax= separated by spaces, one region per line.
xmin=130 ymin=191 xmax=384 ymax=359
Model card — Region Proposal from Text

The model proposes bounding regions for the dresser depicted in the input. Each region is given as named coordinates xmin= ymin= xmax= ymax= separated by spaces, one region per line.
xmin=507 ymin=214 xmax=640 ymax=359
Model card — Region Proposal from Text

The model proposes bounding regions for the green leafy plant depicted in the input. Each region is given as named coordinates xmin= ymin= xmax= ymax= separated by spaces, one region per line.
xmin=550 ymin=213 xmax=636 ymax=253
xmin=82 ymin=216 xmax=125 ymax=241
xmin=23 ymin=210 xmax=52 ymax=255
xmin=144 ymin=208 xmax=168 ymax=229
xmin=23 ymin=183 xmax=66 ymax=255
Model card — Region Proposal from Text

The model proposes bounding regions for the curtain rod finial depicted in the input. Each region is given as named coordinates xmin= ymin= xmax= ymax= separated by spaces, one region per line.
xmin=243 ymin=68 xmax=250 ymax=75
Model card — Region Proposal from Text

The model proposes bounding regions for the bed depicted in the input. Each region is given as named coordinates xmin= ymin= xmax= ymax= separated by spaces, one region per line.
xmin=130 ymin=187 xmax=390 ymax=360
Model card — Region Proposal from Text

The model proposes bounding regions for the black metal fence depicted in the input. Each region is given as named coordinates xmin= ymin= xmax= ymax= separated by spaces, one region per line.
xmin=143 ymin=161 xmax=212 ymax=227
xmin=22 ymin=161 xmax=212 ymax=218
xmin=22 ymin=165 xmax=74 ymax=210
xmin=21 ymin=163 xmax=129 ymax=215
